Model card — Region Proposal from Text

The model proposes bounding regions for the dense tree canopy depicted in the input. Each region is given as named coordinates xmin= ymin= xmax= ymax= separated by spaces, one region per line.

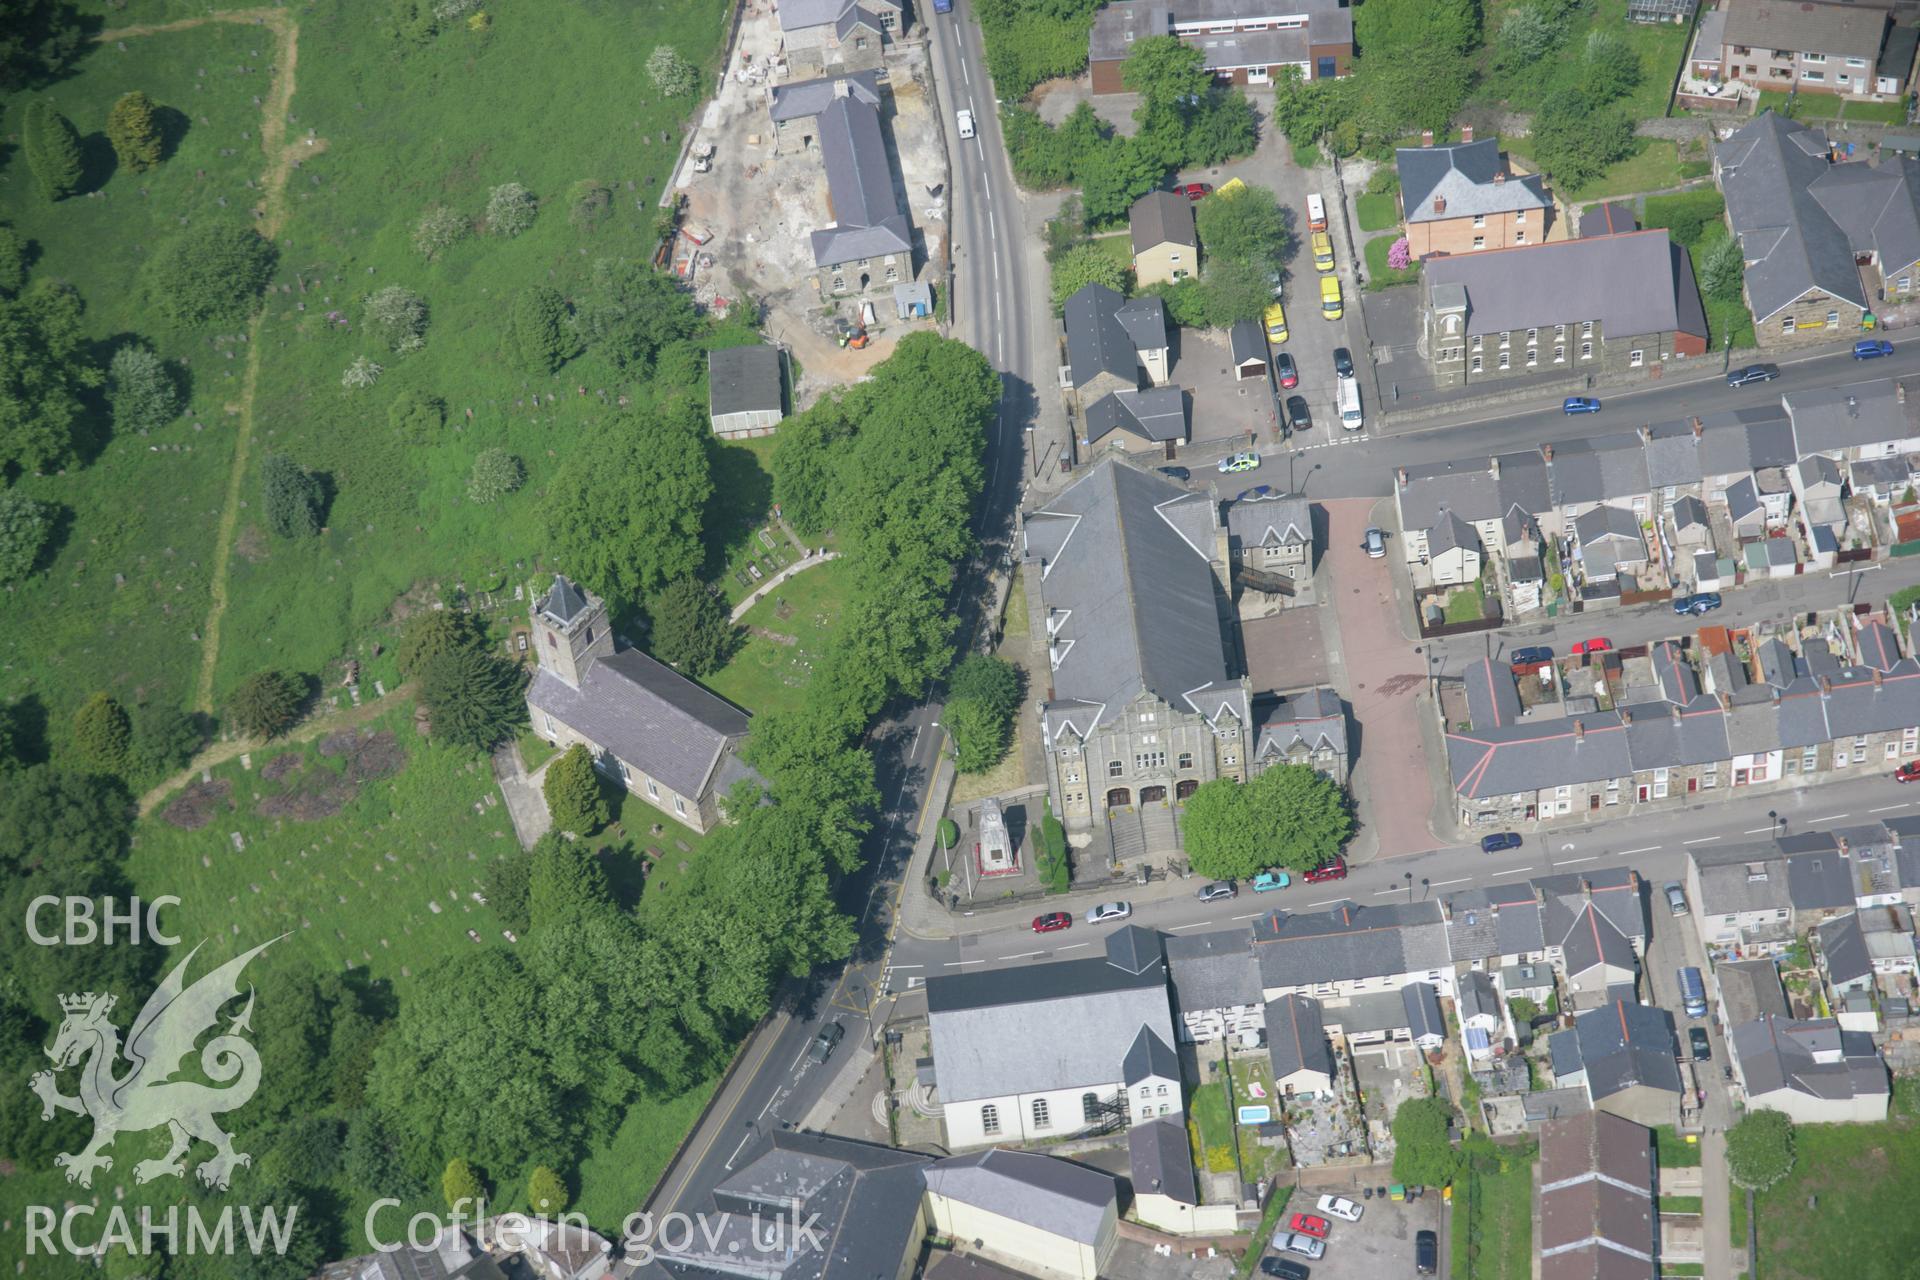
xmin=71 ymin=692 xmax=131 ymax=774
xmin=418 ymin=646 xmax=525 ymax=752
xmin=0 ymin=279 xmax=100 ymax=474
xmin=545 ymin=400 xmax=712 ymax=604
xmin=396 ymin=608 xmax=487 ymax=679
xmin=649 ymin=575 xmax=736 ymax=676
xmin=0 ymin=0 xmax=88 ymax=92
xmin=1183 ymin=765 xmax=1354 ymax=879
xmin=945 ymin=654 xmax=1022 ymax=772
xmin=1529 ymin=90 xmax=1637 ymax=195
xmin=1390 ymin=1097 xmax=1461 ymax=1187
xmin=226 ymin=669 xmax=306 ymax=739
xmin=542 ymin=743 xmax=606 ymax=836
xmin=106 ymin=90 xmax=164 ymax=174
xmin=22 ymin=99 xmax=82 ymax=201
xmin=108 ymin=342 xmax=183 ymax=435
xmin=1726 ymin=1111 xmax=1796 ymax=1190
xmin=1048 ymin=241 xmax=1131 ymax=313
xmin=146 ymin=224 xmax=276 ymax=328
xmin=0 ymin=490 xmax=57 ymax=583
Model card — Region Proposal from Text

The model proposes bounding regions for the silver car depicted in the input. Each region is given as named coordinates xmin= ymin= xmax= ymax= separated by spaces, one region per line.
xmin=1362 ymin=527 xmax=1387 ymax=558
xmin=1272 ymin=1233 xmax=1325 ymax=1260
xmin=1665 ymin=883 xmax=1689 ymax=916
xmin=1086 ymin=901 xmax=1132 ymax=924
xmin=1196 ymin=880 xmax=1237 ymax=903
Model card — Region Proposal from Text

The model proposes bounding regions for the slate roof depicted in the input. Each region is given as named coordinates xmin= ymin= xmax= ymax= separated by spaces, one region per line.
xmin=1165 ymin=927 xmax=1262 ymax=1012
xmin=1537 ymin=1112 xmax=1655 ymax=1280
xmin=1689 ymin=838 xmax=1859 ymax=918
xmin=1251 ymin=900 xmax=1452 ymax=989
xmin=1580 ymin=202 xmax=1639 ymax=239
xmin=1460 ymin=970 xmax=1502 ymax=1024
xmin=526 ymin=648 xmax=750 ymax=800
xmin=1576 ymin=504 xmax=1645 ymax=550
xmin=1537 ymin=868 xmax=1647 ymax=948
xmin=1786 ymin=377 xmax=1916 ymax=455
xmin=1254 ymin=688 xmax=1347 ymax=763
xmin=1084 ymin=386 xmax=1187 ymax=445
xmin=1227 ymin=496 xmax=1312 ymax=552
xmin=1715 ymin=958 xmax=1790 ymax=1027
xmin=1266 ymin=994 xmax=1336 ymax=1081
xmin=1024 ymin=459 xmax=1246 ymax=746
xmin=539 ymin=574 xmax=590 ymax=626
xmin=1651 ymin=642 xmax=1701 ymax=704
xmin=923 ymin=1149 xmax=1116 ymax=1245
xmin=809 ymin=95 xmax=913 ymax=267
xmin=1560 ymin=902 xmax=1638 ymax=980
xmin=1128 ymin=1117 xmax=1198 ymax=1205
xmin=768 ymin=70 xmax=883 ymax=122
xmin=1715 ymin=112 xmax=1867 ymax=320
xmin=1398 ymin=450 xmax=1553 ymax=528
xmin=1731 ymin=1014 xmax=1890 ymax=1102
xmin=1423 ymin=231 xmax=1703 ymax=341
xmin=1064 ymin=284 xmax=1165 ymax=390
xmin=673 ymin=1131 xmax=932 ymax=1280
xmin=1130 ymin=189 xmax=1197 ymax=253
xmin=1431 ymin=508 xmax=1480 ymax=557
xmin=1859 ymin=619 xmax=1904 ymax=671
xmin=1088 ymin=0 xmax=1354 ymax=61
xmin=1398 ymin=139 xmax=1551 ymax=224
xmin=1817 ymin=911 xmax=1873 ymax=986
xmin=1445 ymin=880 xmax=1548 ymax=963
xmin=708 ymin=344 xmax=784 ymax=420
xmin=1723 ymin=0 xmax=1890 ymax=63
xmin=925 ymin=933 xmax=1176 ymax=1103
xmin=1403 ymin=980 xmax=1446 ymax=1041
xmin=1851 ymin=454 xmax=1915 ymax=492
xmin=1552 ymin=998 xmax=1683 ymax=1100
xmin=1464 ymin=656 xmax=1525 ymax=732
xmin=1229 ymin=317 xmax=1266 ymax=368
xmin=1725 ymin=474 xmax=1762 ymax=522
xmin=1123 ymin=1025 xmax=1180 ymax=1085
xmin=777 ymin=0 xmax=895 ymax=32
xmin=1554 ymin=435 xmax=1653 ymax=508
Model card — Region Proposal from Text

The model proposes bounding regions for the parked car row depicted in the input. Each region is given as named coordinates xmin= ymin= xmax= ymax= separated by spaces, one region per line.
xmin=1263 ymin=1196 xmax=1437 ymax=1277
xmin=1196 ymin=859 xmax=1347 ymax=904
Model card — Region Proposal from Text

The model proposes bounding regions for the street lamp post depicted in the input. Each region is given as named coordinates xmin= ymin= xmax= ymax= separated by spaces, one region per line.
xmin=1404 ymin=870 xmax=1414 ymax=903
xmin=1769 ymin=809 xmax=1782 ymax=839
xmin=1026 ymin=424 xmax=1038 ymax=479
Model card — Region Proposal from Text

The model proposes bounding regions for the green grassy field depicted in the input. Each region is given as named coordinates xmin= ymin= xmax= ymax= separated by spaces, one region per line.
xmin=706 ymin=557 xmax=856 ymax=720
xmin=704 ymin=436 xmax=802 ymax=607
xmin=1357 ymin=192 xmax=1401 ymax=233
xmin=1653 ymin=1124 xmax=1704 ymax=1168
xmin=1748 ymin=1117 xmax=1920 ymax=1280
xmin=0 ymin=17 xmax=281 ymax=740
xmin=1476 ymin=0 xmax=1690 ymax=120
xmin=1453 ymin=1140 xmax=1534 ymax=1280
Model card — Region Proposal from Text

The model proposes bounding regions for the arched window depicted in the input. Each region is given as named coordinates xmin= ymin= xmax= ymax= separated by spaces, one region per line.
xmin=1082 ymin=1092 xmax=1100 ymax=1124
xmin=981 ymin=1104 xmax=1000 ymax=1136
xmin=1032 ymin=1098 xmax=1051 ymax=1130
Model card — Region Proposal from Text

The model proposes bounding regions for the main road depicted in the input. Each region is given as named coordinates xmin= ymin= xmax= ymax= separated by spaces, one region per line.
xmin=634 ymin=6 xmax=1046 ymax=1232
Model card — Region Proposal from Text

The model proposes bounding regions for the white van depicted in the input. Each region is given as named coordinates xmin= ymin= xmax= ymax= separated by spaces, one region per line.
xmin=1337 ymin=376 xmax=1362 ymax=430
xmin=1306 ymin=192 xmax=1327 ymax=232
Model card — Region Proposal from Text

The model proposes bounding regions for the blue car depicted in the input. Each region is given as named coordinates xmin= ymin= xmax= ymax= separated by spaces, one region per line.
xmin=1673 ymin=592 xmax=1723 ymax=616
xmin=1253 ymin=870 xmax=1291 ymax=892
xmin=1480 ymin=831 xmax=1522 ymax=853
xmin=1510 ymin=646 xmax=1554 ymax=666
xmin=1563 ymin=396 xmax=1602 ymax=415
xmin=1855 ymin=339 xmax=1895 ymax=360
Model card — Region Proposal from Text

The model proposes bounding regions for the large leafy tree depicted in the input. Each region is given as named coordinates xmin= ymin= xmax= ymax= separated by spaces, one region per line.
xmin=541 ymin=743 xmax=606 ymax=836
xmin=0 ymin=279 xmax=100 ymax=474
xmin=944 ymin=655 xmax=1022 ymax=772
xmin=396 ymin=608 xmax=486 ymax=679
xmin=1196 ymin=183 xmax=1289 ymax=268
xmin=503 ymin=285 xmax=580 ymax=374
xmin=1726 ymin=1111 xmax=1796 ymax=1190
xmin=442 ymin=1158 xmax=484 ymax=1212
xmin=578 ymin=258 xmax=699 ymax=372
xmin=145 ymin=223 xmax=276 ymax=328
xmin=770 ymin=397 xmax=856 ymax=538
xmin=71 ymin=692 xmax=131 ymax=774
xmin=545 ymin=401 xmax=712 ymax=604
xmin=1183 ymin=765 xmax=1353 ymax=879
xmin=1048 ymin=241 xmax=1130 ymax=313
xmin=0 ymin=0 xmax=87 ymax=92
xmin=1530 ymin=90 xmax=1636 ymax=195
xmin=225 ymin=669 xmax=306 ymax=739
xmin=108 ymin=342 xmax=183 ymax=434
xmin=1390 ymin=1097 xmax=1461 ymax=1187
xmin=106 ymin=90 xmax=164 ymax=173
xmin=22 ymin=99 xmax=82 ymax=201
xmin=261 ymin=452 xmax=324 ymax=538
xmin=0 ymin=491 xmax=57 ymax=583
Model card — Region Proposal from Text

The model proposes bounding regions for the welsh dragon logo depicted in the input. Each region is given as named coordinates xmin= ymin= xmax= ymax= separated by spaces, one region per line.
xmin=30 ymin=937 xmax=280 ymax=1190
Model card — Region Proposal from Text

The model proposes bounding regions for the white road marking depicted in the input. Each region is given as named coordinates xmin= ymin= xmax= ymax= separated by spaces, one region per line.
xmin=1871 ymin=803 xmax=1910 ymax=813
xmin=1305 ymin=897 xmax=1346 ymax=907
xmin=1742 ymin=827 xmax=1776 ymax=834
xmin=1682 ymin=836 xmax=1722 ymax=845
xmin=1059 ymin=942 xmax=1089 ymax=951
xmin=943 ymin=958 xmax=987 ymax=966
xmin=961 ymin=57 xmax=970 ymax=85
xmin=1560 ymin=855 xmax=1600 ymax=864
xmin=1430 ymin=877 xmax=1472 ymax=888
xmin=1617 ymin=846 xmax=1663 ymax=855
xmin=1002 ymin=949 xmax=1044 ymax=960
xmin=1373 ymin=888 xmax=1405 ymax=897
xmin=888 ymin=963 xmax=924 ymax=970
xmin=1232 ymin=912 xmax=1262 ymax=920
xmin=1508 ymin=866 xmax=1534 ymax=873
xmin=1810 ymin=814 xmax=1849 ymax=823
xmin=1165 ymin=921 xmax=1210 ymax=930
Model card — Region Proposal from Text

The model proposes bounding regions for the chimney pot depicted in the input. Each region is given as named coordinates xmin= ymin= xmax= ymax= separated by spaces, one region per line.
xmin=1691 ymin=416 xmax=1704 ymax=439
xmin=1423 ymin=129 xmax=1435 ymax=146
xmin=1434 ymin=196 xmax=1447 ymax=213
xmin=1398 ymin=467 xmax=1409 ymax=486
xmin=1543 ymin=443 xmax=1555 ymax=462
xmin=1574 ymin=718 xmax=1586 ymax=741
xmin=1494 ymin=170 xmax=1506 ymax=184
xmin=1462 ymin=125 xmax=1475 ymax=143
xmin=1875 ymin=666 xmax=1885 ymax=688
xmin=1621 ymin=708 xmax=1633 ymax=724
xmin=1821 ymin=676 xmax=1834 ymax=696
xmin=1489 ymin=455 xmax=1501 ymax=478
xmin=1671 ymin=702 xmax=1682 ymax=721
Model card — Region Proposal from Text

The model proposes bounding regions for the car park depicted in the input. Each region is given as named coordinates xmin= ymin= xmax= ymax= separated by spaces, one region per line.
xmin=1572 ymin=637 xmax=1613 ymax=656
xmin=1275 ymin=352 xmax=1299 ymax=388
xmin=1896 ymin=761 xmax=1920 ymax=783
xmin=1362 ymin=527 xmax=1386 ymax=558
xmin=1563 ymin=396 xmax=1602 ymax=414
xmin=1316 ymin=1195 xmax=1362 ymax=1222
xmin=1333 ymin=347 xmax=1354 ymax=378
xmin=1266 ymin=301 xmax=1289 ymax=344
xmin=1480 ymin=831 xmax=1522 ymax=853
xmin=955 ymin=109 xmax=975 ymax=140
xmin=1086 ymin=902 xmax=1132 ymax=924
xmin=809 ymin=1020 xmax=844 ymax=1063
xmin=1158 ymin=466 xmax=1191 ymax=482
xmin=1197 ymin=880 xmax=1238 ymax=902
xmin=1254 ymin=870 xmax=1291 ymax=892
xmin=1032 ymin=912 xmax=1072 ymax=933
xmin=1275 ymin=1234 xmax=1325 ymax=1261
xmin=1690 ymin=1026 xmax=1712 ymax=1060
xmin=1665 ymin=883 xmax=1689 ymax=916
xmin=1289 ymin=1214 xmax=1331 ymax=1239
xmin=1259 ymin=1258 xmax=1311 ymax=1280
xmin=1672 ymin=592 xmax=1722 ymax=615
xmin=1303 ymin=857 xmax=1347 ymax=884
xmin=1286 ymin=395 xmax=1313 ymax=432
xmin=1219 ymin=451 xmax=1260 ymax=473
xmin=1415 ymin=1231 xmax=1437 ymax=1275
xmin=1855 ymin=338 xmax=1895 ymax=359
xmin=1183 ymin=182 xmax=1214 ymax=200
xmin=1727 ymin=363 xmax=1779 ymax=387
xmin=1510 ymin=646 xmax=1553 ymax=666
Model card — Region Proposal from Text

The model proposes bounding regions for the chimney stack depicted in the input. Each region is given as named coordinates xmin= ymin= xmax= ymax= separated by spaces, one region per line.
xmin=1490 ymin=455 xmax=1502 ymax=478
xmin=1574 ymin=719 xmax=1586 ymax=742
xmin=1398 ymin=467 xmax=1409 ymax=487
xmin=1543 ymin=443 xmax=1555 ymax=462
xmin=1423 ymin=129 xmax=1435 ymax=146
xmin=1621 ymin=708 xmax=1633 ymax=725
xmin=1494 ymin=170 xmax=1506 ymax=185
xmin=1691 ymin=416 xmax=1704 ymax=439
xmin=1821 ymin=676 xmax=1834 ymax=697
xmin=1875 ymin=666 xmax=1885 ymax=688
xmin=1671 ymin=702 xmax=1683 ymax=721
xmin=1462 ymin=125 xmax=1475 ymax=144
xmin=1434 ymin=196 xmax=1447 ymax=214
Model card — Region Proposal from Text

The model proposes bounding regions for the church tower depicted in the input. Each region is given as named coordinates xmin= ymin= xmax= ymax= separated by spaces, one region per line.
xmin=530 ymin=575 xmax=614 ymax=689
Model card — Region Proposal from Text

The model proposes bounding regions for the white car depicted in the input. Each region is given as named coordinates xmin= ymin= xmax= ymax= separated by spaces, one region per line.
xmin=956 ymin=108 xmax=976 ymax=140
xmin=1316 ymin=1195 xmax=1363 ymax=1223
xmin=1086 ymin=901 xmax=1132 ymax=924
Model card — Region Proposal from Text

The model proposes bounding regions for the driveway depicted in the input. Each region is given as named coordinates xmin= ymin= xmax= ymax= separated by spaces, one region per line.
xmin=1322 ymin=496 xmax=1438 ymax=859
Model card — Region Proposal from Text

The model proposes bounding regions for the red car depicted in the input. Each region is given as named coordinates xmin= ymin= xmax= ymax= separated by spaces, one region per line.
xmin=1896 ymin=761 xmax=1920 ymax=783
xmin=1182 ymin=182 xmax=1214 ymax=200
xmin=1303 ymin=857 xmax=1347 ymax=884
xmin=1571 ymin=637 xmax=1614 ymax=656
xmin=1032 ymin=912 xmax=1072 ymax=933
xmin=1288 ymin=1213 xmax=1331 ymax=1239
